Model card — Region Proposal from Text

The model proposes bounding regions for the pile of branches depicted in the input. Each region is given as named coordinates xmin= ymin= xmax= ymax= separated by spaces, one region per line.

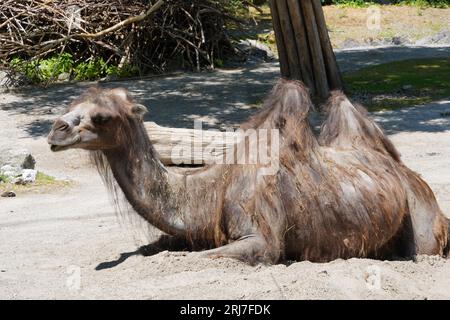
xmin=0 ymin=0 xmax=244 ymax=73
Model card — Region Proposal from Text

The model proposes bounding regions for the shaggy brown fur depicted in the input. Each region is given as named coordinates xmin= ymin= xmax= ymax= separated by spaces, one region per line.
xmin=319 ymin=92 xmax=401 ymax=162
xmin=47 ymin=79 xmax=449 ymax=264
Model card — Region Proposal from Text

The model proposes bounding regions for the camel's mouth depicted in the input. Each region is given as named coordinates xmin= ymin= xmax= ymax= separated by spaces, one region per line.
xmin=49 ymin=136 xmax=81 ymax=152
xmin=50 ymin=144 xmax=73 ymax=152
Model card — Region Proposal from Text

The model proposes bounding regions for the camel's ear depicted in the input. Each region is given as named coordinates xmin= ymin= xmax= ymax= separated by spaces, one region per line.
xmin=131 ymin=104 xmax=148 ymax=120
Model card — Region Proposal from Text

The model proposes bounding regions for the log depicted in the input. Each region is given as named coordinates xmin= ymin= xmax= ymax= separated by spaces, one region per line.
xmin=286 ymin=0 xmax=314 ymax=91
xmin=269 ymin=0 xmax=290 ymax=78
xmin=299 ymin=0 xmax=329 ymax=99
xmin=269 ymin=0 xmax=343 ymax=99
xmin=311 ymin=0 xmax=342 ymax=90
xmin=275 ymin=0 xmax=302 ymax=80
xmin=145 ymin=122 xmax=236 ymax=166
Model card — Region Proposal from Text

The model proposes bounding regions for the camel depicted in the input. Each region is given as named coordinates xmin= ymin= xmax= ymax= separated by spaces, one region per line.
xmin=47 ymin=79 xmax=450 ymax=264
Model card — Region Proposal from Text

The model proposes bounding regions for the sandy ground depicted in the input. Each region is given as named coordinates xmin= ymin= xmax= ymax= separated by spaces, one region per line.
xmin=1 ymin=47 xmax=450 ymax=300
xmin=324 ymin=6 xmax=450 ymax=48
xmin=248 ymin=6 xmax=450 ymax=52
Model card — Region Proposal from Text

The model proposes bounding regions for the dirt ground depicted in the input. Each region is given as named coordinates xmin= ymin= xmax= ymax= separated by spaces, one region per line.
xmin=324 ymin=6 xmax=450 ymax=48
xmin=248 ymin=5 xmax=450 ymax=51
xmin=1 ymin=47 xmax=450 ymax=300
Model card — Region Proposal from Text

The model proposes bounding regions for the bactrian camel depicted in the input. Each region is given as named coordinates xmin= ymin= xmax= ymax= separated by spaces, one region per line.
xmin=47 ymin=79 xmax=450 ymax=264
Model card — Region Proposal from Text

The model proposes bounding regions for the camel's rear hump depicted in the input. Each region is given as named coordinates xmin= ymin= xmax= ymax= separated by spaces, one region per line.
xmin=319 ymin=92 xmax=401 ymax=162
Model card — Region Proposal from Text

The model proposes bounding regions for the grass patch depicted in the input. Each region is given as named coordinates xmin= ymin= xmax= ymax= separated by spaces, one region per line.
xmin=0 ymin=173 xmax=10 ymax=183
xmin=35 ymin=171 xmax=56 ymax=185
xmin=9 ymin=53 xmax=139 ymax=85
xmin=332 ymin=1 xmax=375 ymax=8
xmin=344 ymin=58 xmax=450 ymax=111
xmin=397 ymin=0 xmax=449 ymax=8
xmin=0 ymin=171 xmax=71 ymax=195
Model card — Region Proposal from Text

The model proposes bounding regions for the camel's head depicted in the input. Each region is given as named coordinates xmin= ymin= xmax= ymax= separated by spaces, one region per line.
xmin=47 ymin=87 xmax=147 ymax=152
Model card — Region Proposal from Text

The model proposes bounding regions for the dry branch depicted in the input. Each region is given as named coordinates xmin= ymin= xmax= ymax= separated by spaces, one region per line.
xmin=79 ymin=0 xmax=165 ymax=38
xmin=0 ymin=0 xmax=240 ymax=73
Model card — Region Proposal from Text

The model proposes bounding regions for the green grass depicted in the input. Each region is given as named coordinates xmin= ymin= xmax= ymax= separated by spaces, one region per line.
xmin=9 ymin=54 xmax=139 ymax=85
xmin=331 ymin=1 xmax=375 ymax=8
xmin=35 ymin=171 xmax=56 ymax=185
xmin=0 ymin=171 xmax=71 ymax=194
xmin=0 ymin=173 xmax=10 ymax=183
xmin=397 ymin=0 xmax=449 ymax=8
xmin=344 ymin=58 xmax=450 ymax=111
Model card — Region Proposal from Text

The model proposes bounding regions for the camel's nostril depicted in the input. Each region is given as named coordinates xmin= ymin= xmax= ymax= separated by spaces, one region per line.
xmin=53 ymin=119 xmax=70 ymax=132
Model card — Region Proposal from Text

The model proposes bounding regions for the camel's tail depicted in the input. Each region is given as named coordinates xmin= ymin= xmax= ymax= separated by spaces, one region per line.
xmin=319 ymin=91 xmax=401 ymax=162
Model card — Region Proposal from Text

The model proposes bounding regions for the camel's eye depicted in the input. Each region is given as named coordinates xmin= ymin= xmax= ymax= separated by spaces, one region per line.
xmin=92 ymin=114 xmax=111 ymax=126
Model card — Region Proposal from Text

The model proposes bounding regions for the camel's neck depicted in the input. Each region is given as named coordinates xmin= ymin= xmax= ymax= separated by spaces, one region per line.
xmin=103 ymin=120 xmax=187 ymax=237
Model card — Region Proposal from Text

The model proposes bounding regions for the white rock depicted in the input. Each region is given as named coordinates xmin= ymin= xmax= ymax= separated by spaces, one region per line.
xmin=0 ymin=165 xmax=20 ymax=178
xmin=3 ymin=171 xmax=17 ymax=178
xmin=0 ymin=147 xmax=36 ymax=170
xmin=57 ymin=72 xmax=71 ymax=82
xmin=237 ymin=39 xmax=275 ymax=61
xmin=1 ymin=165 xmax=14 ymax=172
xmin=21 ymin=169 xmax=38 ymax=183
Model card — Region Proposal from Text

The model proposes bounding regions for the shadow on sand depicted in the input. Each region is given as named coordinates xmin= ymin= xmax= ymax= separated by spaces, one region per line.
xmin=95 ymin=235 xmax=190 ymax=271
xmin=2 ymin=45 xmax=450 ymax=138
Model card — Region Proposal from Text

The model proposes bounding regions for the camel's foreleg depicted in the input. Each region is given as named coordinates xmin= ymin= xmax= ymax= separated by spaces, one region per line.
xmin=444 ymin=218 xmax=450 ymax=258
xmin=194 ymin=234 xmax=280 ymax=265
xmin=398 ymin=169 xmax=450 ymax=258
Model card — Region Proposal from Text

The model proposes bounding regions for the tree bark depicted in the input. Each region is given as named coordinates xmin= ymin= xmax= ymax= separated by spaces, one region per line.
xmin=286 ymin=0 xmax=314 ymax=92
xmin=311 ymin=0 xmax=342 ymax=90
xmin=145 ymin=122 xmax=235 ymax=165
xmin=269 ymin=0 xmax=342 ymax=99
xmin=269 ymin=0 xmax=290 ymax=78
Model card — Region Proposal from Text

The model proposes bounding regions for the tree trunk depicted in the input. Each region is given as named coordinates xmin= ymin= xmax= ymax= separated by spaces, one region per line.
xmin=148 ymin=1 xmax=343 ymax=165
xmin=269 ymin=0 xmax=342 ymax=99
xmin=146 ymin=122 xmax=235 ymax=166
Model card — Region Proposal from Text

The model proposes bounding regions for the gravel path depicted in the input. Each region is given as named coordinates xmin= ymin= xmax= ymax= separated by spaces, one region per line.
xmin=0 ymin=46 xmax=449 ymax=299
